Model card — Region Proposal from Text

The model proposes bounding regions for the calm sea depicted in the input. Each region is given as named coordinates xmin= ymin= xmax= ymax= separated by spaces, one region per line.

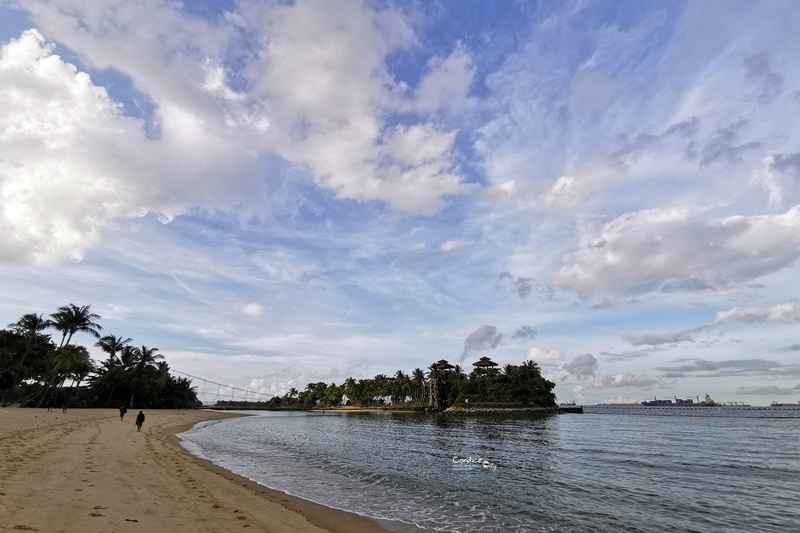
xmin=178 ymin=411 xmax=800 ymax=533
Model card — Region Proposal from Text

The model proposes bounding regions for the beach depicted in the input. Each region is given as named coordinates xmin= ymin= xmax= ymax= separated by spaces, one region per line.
xmin=0 ymin=408 xmax=390 ymax=533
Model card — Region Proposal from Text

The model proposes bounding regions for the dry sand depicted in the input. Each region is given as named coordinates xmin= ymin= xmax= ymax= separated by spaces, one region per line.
xmin=0 ymin=408 xmax=391 ymax=533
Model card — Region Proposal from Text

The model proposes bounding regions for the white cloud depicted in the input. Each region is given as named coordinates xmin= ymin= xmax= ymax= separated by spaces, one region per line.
xmin=440 ymin=240 xmax=472 ymax=253
xmin=239 ymin=302 xmax=264 ymax=317
xmin=0 ymin=28 xmax=263 ymax=265
xmin=244 ymin=0 xmax=472 ymax=214
xmin=2 ymin=1 xmax=476 ymax=269
xmin=624 ymin=328 xmax=702 ymax=347
xmin=582 ymin=373 xmax=657 ymax=389
xmin=624 ymin=301 xmax=800 ymax=347
xmin=539 ymin=163 xmax=622 ymax=209
xmin=412 ymin=44 xmax=474 ymax=113
xmin=714 ymin=301 xmax=800 ymax=324
xmin=555 ymin=204 xmax=800 ymax=295
xmin=0 ymin=30 xmax=141 ymax=264
xmin=526 ymin=346 xmax=563 ymax=363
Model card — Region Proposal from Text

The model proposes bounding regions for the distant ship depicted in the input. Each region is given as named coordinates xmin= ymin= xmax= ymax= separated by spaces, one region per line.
xmin=584 ymin=395 xmax=800 ymax=417
xmin=639 ymin=394 xmax=736 ymax=406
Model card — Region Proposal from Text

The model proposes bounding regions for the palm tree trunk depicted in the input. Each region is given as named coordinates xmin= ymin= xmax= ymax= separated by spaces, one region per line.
xmin=35 ymin=376 xmax=59 ymax=408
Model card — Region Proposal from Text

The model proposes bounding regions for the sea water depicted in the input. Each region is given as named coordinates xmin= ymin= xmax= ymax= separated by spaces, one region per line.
xmin=178 ymin=411 xmax=800 ymax=532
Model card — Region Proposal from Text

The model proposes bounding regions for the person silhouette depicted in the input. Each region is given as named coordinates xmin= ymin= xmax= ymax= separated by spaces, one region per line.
xmin=135 ymin=411 xmax=145 ymax=432
xmin=119 ymin=405 xmax=128 ymax=420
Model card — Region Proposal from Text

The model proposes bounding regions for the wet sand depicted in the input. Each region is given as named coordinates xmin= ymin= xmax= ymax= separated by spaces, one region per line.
xmin=0 ymin=408 xmax=391 ymax=532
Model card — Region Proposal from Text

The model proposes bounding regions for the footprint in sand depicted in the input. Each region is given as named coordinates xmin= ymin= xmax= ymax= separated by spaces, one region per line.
xmin=88 ymin=512 xmax=103 ymax=517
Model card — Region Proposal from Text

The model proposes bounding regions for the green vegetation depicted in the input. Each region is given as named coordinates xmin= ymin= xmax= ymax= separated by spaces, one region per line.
xmin=1 ymin=305 xmax=557 ymax=412
xmin=0 ymin=305 xmax=198 ymax=409
xmin=255 ymin=359 xmax=556 ymax=411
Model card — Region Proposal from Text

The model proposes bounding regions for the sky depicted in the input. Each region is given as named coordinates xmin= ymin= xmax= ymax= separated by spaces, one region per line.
xmin=1 ymin=0 xmax=799 ymax=405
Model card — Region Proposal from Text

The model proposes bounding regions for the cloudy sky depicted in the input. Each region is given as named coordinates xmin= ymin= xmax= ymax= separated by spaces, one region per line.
xmin=2 ymin=0 xmax=799 ymax=405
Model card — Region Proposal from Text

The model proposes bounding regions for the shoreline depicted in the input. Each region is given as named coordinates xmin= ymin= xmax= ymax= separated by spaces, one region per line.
xmin=0 ymin=408 xmax=394 ymax=533
xmin=168 ymin=411 xmax=398 ymax=533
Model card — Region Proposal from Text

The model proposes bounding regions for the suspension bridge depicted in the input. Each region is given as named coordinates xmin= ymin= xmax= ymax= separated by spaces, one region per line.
xmin=170 ymin=370 xmax=276 ymax=409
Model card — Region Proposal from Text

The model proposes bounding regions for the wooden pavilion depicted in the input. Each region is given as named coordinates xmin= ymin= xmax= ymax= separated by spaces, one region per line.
xmin=471 ymin=356 xmax=499 ymax=374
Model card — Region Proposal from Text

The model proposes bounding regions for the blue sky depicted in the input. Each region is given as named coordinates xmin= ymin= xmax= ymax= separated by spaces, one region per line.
xmin=2 ymin=0 xmax=800 ymax=404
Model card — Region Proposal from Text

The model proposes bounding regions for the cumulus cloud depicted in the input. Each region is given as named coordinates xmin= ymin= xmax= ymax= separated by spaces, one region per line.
xmin=0 ymin=30 xmax=141 ymax=263
xmin=0 ymin=28 xmax=262 ymax=264
xmin=412 ymin=44 xmax=475 ymax=113
xmin=555 ymin=205 xmax=800 ymax=296
xmin=2 ymin=1 xmax=477 ymax=266
xmin=244 ymin=0 xmax=472 ymax=214
xmin=526 ymin=347 xmax=562 ymax=363
xmin=562 ymin=354 xmax=598 ymax=380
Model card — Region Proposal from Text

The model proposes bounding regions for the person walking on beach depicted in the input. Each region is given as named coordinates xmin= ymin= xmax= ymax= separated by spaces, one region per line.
xmin=135 ymin=411 xmax=145 ymax=432
xmin=119 ymin=405 xmax=128 ymax=420
xmin=61 ymin=401 xmax=68 ymax=413
xmin=46 ymin=398 xmax=54 ymax=412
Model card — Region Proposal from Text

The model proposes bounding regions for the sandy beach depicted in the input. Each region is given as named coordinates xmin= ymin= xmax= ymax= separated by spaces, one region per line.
xmin=0 ymin=408 xmax=391 ymax=533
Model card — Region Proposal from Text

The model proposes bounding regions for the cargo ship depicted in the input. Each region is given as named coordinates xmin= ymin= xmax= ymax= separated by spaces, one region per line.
xmin=583 ymin=394 xmax=800 ymax=417
xmin=640 ymin=394 xmax=728 ymax=406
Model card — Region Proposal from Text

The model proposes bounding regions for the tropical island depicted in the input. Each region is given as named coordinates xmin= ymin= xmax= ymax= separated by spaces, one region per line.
xmin=1 ymin=303 xmax=558 ymax=412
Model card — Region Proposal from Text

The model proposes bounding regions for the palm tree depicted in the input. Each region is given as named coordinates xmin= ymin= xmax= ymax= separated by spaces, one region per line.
xmin=411 ymin=368 xmax=426 ymax=404
xmin=37 ymin=345 xmax=92 ymax=406
xmin=133 ymin=345 xmax=164 ymax=370
xmin=126 ymin=346 xmax=163 ymax=408
xmin=49 ymin=345 xmax=92 ymax=389
xmin=2 ymin=314 xmax=50 ymax=406
xmin=95 ymin=334 xmax=132 ymax=366
xmin=48 ymin=304 xmax=102 ymax=347
xmin=119 ymin=345 xmax=138 ymax=370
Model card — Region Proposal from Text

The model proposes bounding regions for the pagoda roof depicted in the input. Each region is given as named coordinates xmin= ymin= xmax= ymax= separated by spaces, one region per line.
xmin=472 ymin=356 xmax=498 ymax=367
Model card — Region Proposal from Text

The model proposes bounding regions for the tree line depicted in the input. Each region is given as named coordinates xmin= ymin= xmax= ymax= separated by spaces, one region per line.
xmin=230 ymin=359 xmax=557 ymax=410
xmin=0 ymin=304 xmax=198 ymax=409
